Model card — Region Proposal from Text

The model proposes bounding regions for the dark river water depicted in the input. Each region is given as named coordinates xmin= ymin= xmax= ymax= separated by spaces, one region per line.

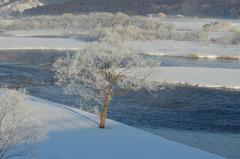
xmin=0 ymin=50 xmax=240 ymax=159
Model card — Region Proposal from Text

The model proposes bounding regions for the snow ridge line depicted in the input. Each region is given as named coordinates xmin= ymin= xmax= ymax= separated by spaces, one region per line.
xmin=160 ymin=82 xmax=240 ymax=91
xmin=144 ymin=52 xmax=240 ymax=61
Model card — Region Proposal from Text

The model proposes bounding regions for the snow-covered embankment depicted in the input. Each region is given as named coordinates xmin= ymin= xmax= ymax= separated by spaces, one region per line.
xmin=27 ymin=96 xmax=224 ymax=159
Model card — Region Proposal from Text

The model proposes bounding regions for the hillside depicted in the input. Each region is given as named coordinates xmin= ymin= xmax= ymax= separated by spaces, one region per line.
xmin=0 ymin=0 xmax=43 ymax=15
xmin=19 ymin=0 xmax=240 ymax=18
xmin=0 ymin=0 xmax=239 ymax=18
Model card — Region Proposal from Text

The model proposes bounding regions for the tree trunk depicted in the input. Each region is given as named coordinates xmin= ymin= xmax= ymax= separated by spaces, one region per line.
xmin=99 ymin=93 xmax=111 ymax=129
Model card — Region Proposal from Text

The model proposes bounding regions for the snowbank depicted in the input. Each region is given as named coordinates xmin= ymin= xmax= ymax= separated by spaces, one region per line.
xmin=135 ymin=67 xmax=240 ymax=90
xmin=124 ymin=40 xmax=240 ymax=60
xmin=4 ymin=29 xmax=76 ymax=37
xmin=26 ymin=96 xmax=224 ymax=159
xmin=0 ymin=37 xmax=87 ymax=50
xmin=1 ymin=37 xmax=239 ymax=61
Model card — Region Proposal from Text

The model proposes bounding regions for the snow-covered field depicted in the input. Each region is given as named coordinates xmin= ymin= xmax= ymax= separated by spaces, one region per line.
xmin=124 ymin=40 xmax=240 ymax=59
xmin=1 ymin=35 xmax=240 ymax=60
xmin=135 ymin=66 xmax=240 ymax=89
xmin=26 ymin=95 xmax=224 ymax=159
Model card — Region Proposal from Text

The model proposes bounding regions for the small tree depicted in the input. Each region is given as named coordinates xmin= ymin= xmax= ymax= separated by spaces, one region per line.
xmin=0 ymin=88 xmax=46 ymax=159
xmin=53 ymin=43 xmax=159 ymax=129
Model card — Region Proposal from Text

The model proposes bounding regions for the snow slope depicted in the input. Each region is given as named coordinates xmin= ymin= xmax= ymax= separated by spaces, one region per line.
xmin=26 ymin=96 xmax=224 ymax=159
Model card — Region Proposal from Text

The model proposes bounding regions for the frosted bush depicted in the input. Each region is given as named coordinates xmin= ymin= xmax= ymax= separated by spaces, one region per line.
xmin=210 ymin=32 xmax=240 ymax=45
xmin=198 ymin=30 xmax=210 ymax=44
xmin=232 ymin=31 xmax=240 ymax=45
xmin=85 ymin=27 xmax=122 ymax=43
xmin=0 ymin=88 xmax=46 ymax=159
xmin=86 ymin=24 xmax=178 ymax=42
xmin=8 ymin=12 xmax=176 ymax=40
xmin=202 ymin=22 xmax=234 ymax=32
xmin=213 ymin=34 xmax=233 ymax=45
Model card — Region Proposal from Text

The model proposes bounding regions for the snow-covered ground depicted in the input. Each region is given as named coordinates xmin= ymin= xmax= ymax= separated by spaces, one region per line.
xmin=0 ymin=36 xmax=87 ymax=50
xmin=157 ymin=18 xmax=240 ymax=31
xmin=145 ymin=128 xmax=240 ymax=159
xmin=3 ymin=29 xmax=78 ymax=37
xmin=124 ymin=40 xmax=240 ymax=59
xmin=126 ymin=66 xmax=240 ymax=90
xmin=26 ymin=95 xmax=224 ymax=159
xmin=1 ymin=35 xmax=239 ymax=59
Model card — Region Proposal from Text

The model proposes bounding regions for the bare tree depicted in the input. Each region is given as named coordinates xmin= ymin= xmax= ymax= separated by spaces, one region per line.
xmin=0 ymin=88 xmax=46 ymax=159
xmin=53 ymin=43 xmax=159 ymax=128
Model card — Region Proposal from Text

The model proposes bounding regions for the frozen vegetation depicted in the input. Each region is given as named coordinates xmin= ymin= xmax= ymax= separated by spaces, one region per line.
xmin=0 ymin=12 xmax=239 ymax=58
xmin=53 ymin=42 xmax=160 ymax=128
xmin=0 ymin=88 xmax=46 ymax=159
xmin=0 ymin=12 xmax=239 ymax=45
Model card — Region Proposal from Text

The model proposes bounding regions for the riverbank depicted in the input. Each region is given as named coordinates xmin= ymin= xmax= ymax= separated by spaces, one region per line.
xmin=25 ymin=95 xmax=224 ymax=159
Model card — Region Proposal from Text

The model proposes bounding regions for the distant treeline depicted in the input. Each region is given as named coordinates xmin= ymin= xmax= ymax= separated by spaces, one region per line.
xmin=20 ymin=0 xmax=240 ymax=18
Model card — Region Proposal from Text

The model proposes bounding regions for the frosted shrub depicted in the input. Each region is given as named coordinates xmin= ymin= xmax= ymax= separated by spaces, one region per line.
xmin=211 ymin=32 xmax=240 ymax=45
xmin=126 ymin=15 xmax=163 ymax=31
xmin=198 ymin=30 xmax=210 ymax=44
xmin=214 ymin=34 xmax=232 ymax=45
xmin=53 ymin=43 xmax=159 ymax=128
xmin=7 ymin=12 xmax=213 ymax=42
xmin=232 ymin=31 xmax=240 ymax=45
xmin=0 ymin=21 xmax=7 ymax=32
xmin=202 ymin=22 xmax=234 ymax=32
xmin=111 ymin=12 xmax=129 ymax=27
xmin=86 ymin=27 xmax=122 ymax=43
xmin=8 ymin=12 xmax=178 ymax=41
xmin=0 ymin=88 xmax=46 ymax=159
xmin=86 ymin=24 xmax=177 ymax=42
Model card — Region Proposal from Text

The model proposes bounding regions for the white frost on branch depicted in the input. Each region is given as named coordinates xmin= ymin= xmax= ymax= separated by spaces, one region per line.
xmin=53 ymin=43 xmax=160 ymax=111
xmin=0 ymin=88 xmax=46 ymax=159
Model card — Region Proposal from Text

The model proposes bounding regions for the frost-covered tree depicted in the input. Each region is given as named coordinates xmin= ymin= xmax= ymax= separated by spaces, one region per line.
xmin=0 ymin=88 xmax=46 ymax=159
xmin=53 ymin=43 xmax=159 ymax=128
